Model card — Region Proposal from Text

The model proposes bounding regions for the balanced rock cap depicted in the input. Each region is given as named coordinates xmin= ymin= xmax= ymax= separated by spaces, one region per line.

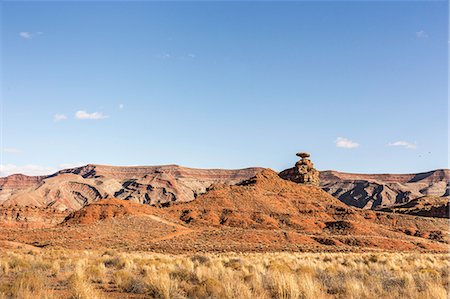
xmin=296 ymin=152 xmax=310 ymax=159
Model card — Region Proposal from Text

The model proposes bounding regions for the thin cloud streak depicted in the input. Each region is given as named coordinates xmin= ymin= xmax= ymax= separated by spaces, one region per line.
xmin=335 ymin=137 xmax=359 ymax=149
xmin=19 ymin=31 xmax=43 ymax=39
xmin=19 ymin=32 xmax=32 ymax=39
xmin=416 ymin=30 xmax=428 ymax=38
xmin=75 ymin=110 xmax=108 ymax=120
xmin=388 ymin=141 xmax=417 ymax=149
xmin=54 ymin=114 xmax=67 ymax=121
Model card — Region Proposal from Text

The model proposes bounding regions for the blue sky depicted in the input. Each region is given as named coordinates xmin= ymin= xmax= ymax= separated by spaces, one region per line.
xmin=0 ymin=1 xmax=448 ymax=176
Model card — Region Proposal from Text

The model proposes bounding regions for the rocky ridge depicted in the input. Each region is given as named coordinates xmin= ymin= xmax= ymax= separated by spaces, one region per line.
xmin=0 ymin=174 xmax=46 ymax=204
xmin=0 ymin=164 xmax=262 ymax=211
xmin=2 ymin=168 xmax=447 ymax=253
xmin=376 ymin=196 xmax=449 ymax=218
xmin=1 ymin=159 xmax=448 ymax=219
xmin=0 ymin=206 xmax=67 ymax=228
xmin=320 ymin=169 xmax=449 ymax=209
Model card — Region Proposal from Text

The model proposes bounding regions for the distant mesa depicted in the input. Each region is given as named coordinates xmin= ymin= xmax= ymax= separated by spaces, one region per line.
xmin=279 ymin=152 xmax=320 ymax=186
xmin=0 ymin=164 xmax=263 ymax=211
xmin=320 ymin=169 xmax=450 ymax=212
xmin=3 ymin=168 xmax=449 ymax=253
xmin=0 ymin=154 xmax=448 ymax=220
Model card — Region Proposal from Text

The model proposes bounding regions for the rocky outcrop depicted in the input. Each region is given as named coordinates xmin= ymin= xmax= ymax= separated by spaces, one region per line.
xmin=2 ymin=161 xmax=448 ymax=220
xmin=279 ymin=152 xmax=320 ymax=186
xmin=0 ymin=206 xmax=67 ymax=228
xmin=376 ymin=196 xmax=449 ymax=218
xmin=173 ymin=169 xmax=347 ymax=229
xmin=165 ymin=169 xmax=448 ymax=251
xmin=0 ymin=168 xmax=448 ymax=252
xmin=320 ymin=169 xmax=450 ymax=210
xmin=0 ymin=174 xmax=45 ymax=205
xmin=0 ymin=165 xmax=262 ymax=211
xmin=62 ymin=198 xmax=157 ymax=225
xmin=0 ymin=174 xmax=45 ymax=188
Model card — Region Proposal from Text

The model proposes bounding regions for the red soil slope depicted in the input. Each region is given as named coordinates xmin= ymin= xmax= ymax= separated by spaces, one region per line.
xmin=62 ymin=198 xmax=157 ymax=225
xmin=0 ymin=169 xmax=447 ymax=253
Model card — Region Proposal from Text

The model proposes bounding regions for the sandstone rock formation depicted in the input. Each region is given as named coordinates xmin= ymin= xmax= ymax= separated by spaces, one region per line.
xmin=375 ymin=196 xmax=449 ymax=218
xmin=0 ymin=164 xmax=262 ymax=210
xmin=62 ymin=198 xmax=158 ymax=225
xmin=1 ymin=162 xmax=449 ymax=220
xmin=0 ymin=167 xmax=449 ymax=253
xmin=0 ymin=174 xmax=45 ymax=205
xmin=3 ymin=168 xmax=447 ymax=253
xmin=279 ymin=152 xmax=320 ymax=186
xmin=172 ymin=168 xmax=349 ymax=230
xmin=320 ymin=169 xmax=450 ymax=211
xmin=0 ymin=206 xmax=67 ymax=228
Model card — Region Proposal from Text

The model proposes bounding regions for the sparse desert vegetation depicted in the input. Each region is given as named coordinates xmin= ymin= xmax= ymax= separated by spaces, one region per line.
xmin=2 ymin=1 xmax=448 ymax=298
xmin=0 ymin=249 xmax=448 ymax=299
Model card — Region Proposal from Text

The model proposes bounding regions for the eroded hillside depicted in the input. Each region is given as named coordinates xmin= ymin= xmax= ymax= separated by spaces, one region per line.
xmin=320 ymin=169 xmax=449 ymax=210
xmin=0 ymin=169 xmax=447 ymax=253
xmin=0 ymin=164 xmax=262 ymax=210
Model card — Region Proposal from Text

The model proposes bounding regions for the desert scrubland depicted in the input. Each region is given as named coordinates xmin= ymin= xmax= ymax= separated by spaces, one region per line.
xmin=0 ymin=250 xmax=448 ymax=299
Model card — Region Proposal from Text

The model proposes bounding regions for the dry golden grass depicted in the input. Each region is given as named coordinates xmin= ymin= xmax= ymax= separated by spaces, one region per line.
xmin=0 ymin=249 xmax=448 ymax=298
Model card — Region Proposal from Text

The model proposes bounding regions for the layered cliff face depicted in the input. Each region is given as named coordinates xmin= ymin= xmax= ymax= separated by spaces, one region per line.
xmin=3 ymin=169 xmax=446 ymax=253
xmin=0 ymin=174 xmax=45 ymax=205
xmin=0 ymin=206 xmax=67 ymax=228
xmin=320 ymin=169 xmax=450 ymax=210
xmin=1 ymin=163 xmax=449 ymax=219
xmin=278 ymin=157 xmax=449 ymax=217
xmin=0 ymin=164 xmax=262 ymax=211
xmin=168 ymin=169 xmax=448 ymax=251
xmin=375 ymin=196 xmax=449 ymax=218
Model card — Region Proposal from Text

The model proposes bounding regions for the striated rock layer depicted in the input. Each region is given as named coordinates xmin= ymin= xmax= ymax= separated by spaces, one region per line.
xmin=376 ymin=196 xmax=449 ymax=218
xmin=2 ymin=169 xmax=446 ymax=253
xmin=1 ymin=162 xmax=449 ymax=219
xmin=320 ymin=169 xmax=450 ymax=210
xmin=0 ymin=164 xmax=262 ymax=211
xmin=0 ymin=206 xmax=67 ymax=228
xmin=168 ymin=169 xmax=448 ymax=251
xmin=0 ymin=174 xmax=46 ymax=205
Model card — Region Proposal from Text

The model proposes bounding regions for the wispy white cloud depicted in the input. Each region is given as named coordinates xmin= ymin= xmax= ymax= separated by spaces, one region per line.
xmin=19 ymin=31 xmax=43 ymax=39
xmin=19 ymin=32 xmax=32 ymax=39
xmin=156 ymin=53 xmax=196 ymax=60
xmin=335 ymin=137 xmax=359 ymax=149
xmin=416 ymin=30 xmax=428 ymax=38
xmin=2 ymin=148 xmax=22 ymax=154
xmin=155 ymin=53 xmax=171 ymax=59
xmin=388 ymin=141 xmax=417 ymax=149
xmin=0 ymin=164 xmax=56 ymax=177
xmin=75 ymin=110 xmax=108 ymax=120
xmin=54 ymin=114 xmax=67 ymax=121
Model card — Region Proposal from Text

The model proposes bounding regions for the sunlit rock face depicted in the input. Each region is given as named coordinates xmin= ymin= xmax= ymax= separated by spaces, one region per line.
xmin=279 ymin=152 xmax=320 ymax=186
